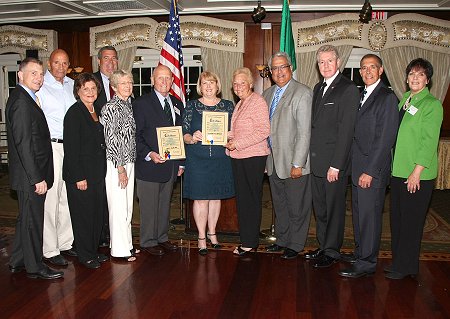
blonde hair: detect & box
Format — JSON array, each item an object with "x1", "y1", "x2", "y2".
[
  {"x1": 232, "y1": 67, "x2": 254, "y2": 86},
  {"x1": 196, "y1": 71, "x2": 222, "y2": 96}
]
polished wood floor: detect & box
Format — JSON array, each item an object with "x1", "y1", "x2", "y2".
[{"x1": 0, "y1": 239, "x2": 449, "y2": 319}]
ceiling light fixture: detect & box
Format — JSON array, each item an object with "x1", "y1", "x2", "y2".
[
  {"x1": 251, "y1": 0, "x2": 266, "y2": 24},
  {"x1": 359, "y1": 0, "x2": 373, "y2": 24}
]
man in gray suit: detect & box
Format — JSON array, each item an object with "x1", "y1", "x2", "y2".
[
  {"x1": 263, "y1": 52, "x2": 313, "y2": 259},
  {"x1": 338, "y1": 54, "x2": 398, "y2": 278}
]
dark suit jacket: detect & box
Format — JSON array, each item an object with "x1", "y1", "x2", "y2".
[
  {"x1": 352, "y1": 82, "x2": 399, "y2": 188},
  {"x1": 310, "y1": 73, "x2": 359, "y2": 177},
  {"x1": 93, "y1": 71, "x2": 108, "y2": 115},
  {"x1": 6, "y1": 85, "x2": 54, "y2": 191},
  {"x1": 133, "y1": 90, "x2": 184, "y2": 183},
  {"x1": 63, "y1": 100, "x2": 107, "y2": 184}
]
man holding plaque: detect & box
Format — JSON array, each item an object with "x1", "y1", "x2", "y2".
[
  {"x1": 263, "y1": 52, "x2": 313, "y2": 260},
  {"x1": 133, "y1": 65, "x2": 184, "y2": 256}
]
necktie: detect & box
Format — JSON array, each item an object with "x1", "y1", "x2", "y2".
[
  {"x1": 358, "y1": 89, "x2": 367, "y2": 111},
  {"x1": 164, "y1": 98, "x2": 173, "y2": 124},
  {"x1": 109, "y1": 84, "x2": 115, "y2": 100},
  {"x1": 35, "y1": 96, "x2": 41, "y2": 108},
  {"x1": 269, "y1": 87, "x2": 283, "y2": 122}
]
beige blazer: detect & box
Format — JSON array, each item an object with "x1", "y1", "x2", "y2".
[{"x1": 263, "y1": 80, "x2": 313, "y2": 179}]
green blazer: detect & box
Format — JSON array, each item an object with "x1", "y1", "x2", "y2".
[{"x1": 392, "y1": 87, "x2": 443, "y2": 180}]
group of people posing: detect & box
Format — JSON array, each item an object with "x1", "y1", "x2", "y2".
[
  {"x1": 5, "y1": 43, "x2": 442, "y2": 282},
  {"x1": 184, "y1": 45, "x2": 443, "y2": 281}
]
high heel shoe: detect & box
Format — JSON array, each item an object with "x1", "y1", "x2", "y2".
[
  {"x1": 198, "y1": 238, "x2": 208, "y2": 256},
  {"x1": 207, "y1": 233, "x2": 221, "y2": 249},
  {"x1": 233, "y1": 245, "x2": 255, "y2": 256}
]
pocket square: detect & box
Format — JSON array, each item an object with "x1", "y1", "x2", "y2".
[{"x1": 324, "y1": 102, "x2": 335, "y2": 106}]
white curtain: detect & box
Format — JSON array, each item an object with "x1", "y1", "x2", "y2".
[
  {"x1": 296, "y1": 45, "x2": 353, "y2": 90},
  {"x1": 91, "y1": 47, "x2": 137, "y2": 73},
  {"x1": 380, "y1": 46, "x2": 450, "y2": 101},
  {"x1": 200, "y1": 47, "x2": 243, "y2": 101}
]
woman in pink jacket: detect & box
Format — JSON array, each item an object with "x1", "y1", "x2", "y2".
[{"x1": 226, "y1": 67, "x2": 270, "y2": 256}]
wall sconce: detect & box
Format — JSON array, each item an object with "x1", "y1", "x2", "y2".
[
  {"x1": 359, "y1": 0, "x2": 373, "y2": 24},
  {"x1": 66, "y1": 66, "x2": 84, "y2": 79},
  {"x1": 252, "y1": 1, "x2": 266, "y2": 24},
  {"x1": 256, "y1": 64, "x2": 270, "y2": 78}
]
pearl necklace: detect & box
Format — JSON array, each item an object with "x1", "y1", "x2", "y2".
[{"x1": 87, "y1": 106, "x2": 95, "y2": 114}]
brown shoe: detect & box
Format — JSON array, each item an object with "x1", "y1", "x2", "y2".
[
  {"x1": 141, "y1": 246, "x2": 165, "y2": 256},
  {"x1": 158, "y1": 241, "x2": 178, "y2": 251}
]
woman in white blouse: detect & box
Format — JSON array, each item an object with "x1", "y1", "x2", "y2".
[{"x1": 101, "y1": 70, "x2": 138, "y2": 262}]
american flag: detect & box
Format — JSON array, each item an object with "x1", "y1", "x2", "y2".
[{"x1": 159, "y1": 0, "x2": 186, "y2": 105}]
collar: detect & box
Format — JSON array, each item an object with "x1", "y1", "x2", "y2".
[
  {"x1": 154, "y1": 90, "x2": 172, "y2": 107},
  {"x1": 324, "y1": 70, "x2": 340, "y2": 87},
  {"x1": 44, "y1": 70, "x2": 71, "y2": 85},
  {"x1": 363, "y1": 79, "x2": 381, "y2": 100},
  {"x1": 19, "y1": 83, "x2": 37, "y2": 101},
  {"x1": 274, "y1": 80, "x2": 291, "y2": 96}
]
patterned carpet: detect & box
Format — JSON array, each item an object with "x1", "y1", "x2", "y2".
[{"x1": 1, "y1": 173, "x2": 449, "y2": 261}]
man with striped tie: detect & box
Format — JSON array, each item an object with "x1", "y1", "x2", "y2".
[{"x1": 262, "y1": 52, "x2": 313, "y2": 259}]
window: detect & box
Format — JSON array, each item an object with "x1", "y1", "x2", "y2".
[
  {"x1": 132, "y1": 48, "x2": 203, "y2": 100},
  {"x1": 343, "y1": 48, "x2": 391, "y2": 92}
]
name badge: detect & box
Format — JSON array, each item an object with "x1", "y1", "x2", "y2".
[
  {"x1": 407, "y1": 105, "x2": 418, "y2": 116},
  {"x1": 174, "y1": 106, "x2": 180, "y2": 116}
]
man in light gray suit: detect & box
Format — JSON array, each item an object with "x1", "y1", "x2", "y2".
[{"x1": 263, "y1": 52, "x2": 313, "y2": 259}]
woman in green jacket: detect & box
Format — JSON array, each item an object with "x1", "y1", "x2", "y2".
[{"x1": 386, "y1": 58, "x2": 443, "y2": 280}]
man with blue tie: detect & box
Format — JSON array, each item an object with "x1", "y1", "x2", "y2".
[
  {"x1": 338, "y1": 54, "x2": 398, "y2": 278},
  {"x1": 262, "y1": 52, "x2": 313, "y2": 259},
  {"x1": 133, "y1": 65, "x2": 184, "y2": 256}
]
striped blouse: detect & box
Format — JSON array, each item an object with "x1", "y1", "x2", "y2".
[{"x1": 101, "y1": 95, "x2": 136, "y2": 167}]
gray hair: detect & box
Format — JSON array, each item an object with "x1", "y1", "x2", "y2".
[
  {"x1": 97, "y1": 46, "x2": 118, "y2": 60},
  {"x1": 268, "y1": 52, "x2": 292, "y2": 69},
  {"x1": 315, "y1": 45, "x2": 340, "y2": 62},
  {"x1": 109, "y1": 70, "x2": 133, "y2": 88}
]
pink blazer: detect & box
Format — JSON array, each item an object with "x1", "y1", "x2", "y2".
[{"x1": 229, "y1": 92, "x2": 270, "y2": 159}]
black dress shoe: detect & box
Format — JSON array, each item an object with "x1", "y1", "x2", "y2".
[
  {"x1": 233, "y1": 245, "x2": 255, "y2": 256},
  {"x1": 158, "y1": 241, "x2": 178, "y2": 251},
  {"x1": 265, "y1": 244, "x2": 284, "y2": 252},
  {"x1": 313, "y1": 255, "x2": 338, "y2": 268},
  {"x1": 303, "y1": 248, "x2": 323, "y2": 260},
  {"x1": 338, "y1": 267, "x2": 375, "y2": 278},
  {"x1": 141, "y1": 246, "x2": 165, "y2": 256},
  {"x1": 27, "y1": 266, "x2": 64, "y2": 279},
  {"x1": 9, "y1": 265, "x2": 25, "y2": 273},
  {"x1": 340, "y1": 252, "x2": 357, "y2": 264},
  {"x1": 44, "y1": 254, "x2": 68, "y2": 266},
  {"x1": 97, "y1": 254, "x2": 109, "y2": 263},
  {"x1": 281, "y1": 248, "x2": 299, "y2": 260},
  {"x1": 81, "y1": 259, "x2": 101, "y2": 269},
  {"x1": 385, "y1": 271, "x2": 416, "y2": 280},
  {"x1": 61, "y1": 249, "x2": 77, "y2": 257},
  {"x1": 383, "y1": 264, "x2": 394, "y2": 273}
]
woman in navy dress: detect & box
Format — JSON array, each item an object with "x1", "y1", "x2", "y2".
[{"x1": 182, "y1": 71, "x2": 234, "y2": 255}]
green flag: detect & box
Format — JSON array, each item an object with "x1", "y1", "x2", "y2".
[{"x1": 280, "y1": 0, "x2": 296, "y2": 72}]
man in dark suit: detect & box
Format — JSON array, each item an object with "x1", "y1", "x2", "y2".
[
  {"x1": 6, "y1": 57, "x2": 63, "y2": 279},
  {"x1": 262, "y1": 52, "x2": 313, "y2": 259},
  {"x1": 306, "y1": 45, "x2": 359, "y2": 268},
  {"x1": 93, "y1": 46, "x2": 119, "y2": 115},
  {"x1": 133, "y1": 65, "x2": 184, "y2": 256},
  {"x1": 338, "y1": 54, "x2": 398, "y2": 278},
  {"x1": 92, "y1": 45, "x2": 119, "y2": 247}
]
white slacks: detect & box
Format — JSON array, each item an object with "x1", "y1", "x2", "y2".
[
  {"x1": 106, "y1": 160, "x2": 135, "y2": 257},
  {"x1": 43, "y1": 142, "x2": 74, "y2": 258}
]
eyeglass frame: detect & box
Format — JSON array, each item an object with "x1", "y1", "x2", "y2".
[{"x1": 269, "y1": 64, "x2": 291, "y2": 73}]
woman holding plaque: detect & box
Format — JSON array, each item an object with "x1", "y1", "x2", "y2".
[
  {"x1": 226, "y1": 67, "x2": 270, "y2": 256},
  {"x1": 387, "y1": 58, "x2": 443, "y2": 279},
  {"x1": 101, "y1": 70, "x2": 139, "y2": 262},
  {"x1": 182, "y1": 71, "x2": 235, "y2": 255},
  {"x1": 63, "y1": 73, "x2": 108, "y2": 269}
]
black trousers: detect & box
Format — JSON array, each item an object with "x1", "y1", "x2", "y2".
[
  {"x1": 311, "y1": 174, "x2": 349, "y2": 258},
  {"x1": 9, "y1": 189, "x2": 46, "y2": 273},
  {"x1": 390, "y1": 177, "x2": 434, "y2": 275},
  {"x1": 231, "y1": 156, "x2": 267, "y2": 248},
  {"x1": 66, "y1": 181, "x2": 105, "y2": 263}
]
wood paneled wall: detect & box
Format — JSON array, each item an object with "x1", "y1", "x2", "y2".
[{"x1": 6, "y1": 11, "x2": 449, "y2": 132}]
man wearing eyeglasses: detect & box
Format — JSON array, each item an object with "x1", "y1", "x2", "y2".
[
  {"x1": 262, "y1": 52, "x2": 313, "y2": 259},
  {"x1": 305, "y1": 44, "x2": 359, "y2": 268}
]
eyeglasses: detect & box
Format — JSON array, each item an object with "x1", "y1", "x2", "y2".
[{"x1": 270, "y1": 64, "x2": 291, "y2": 72}]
